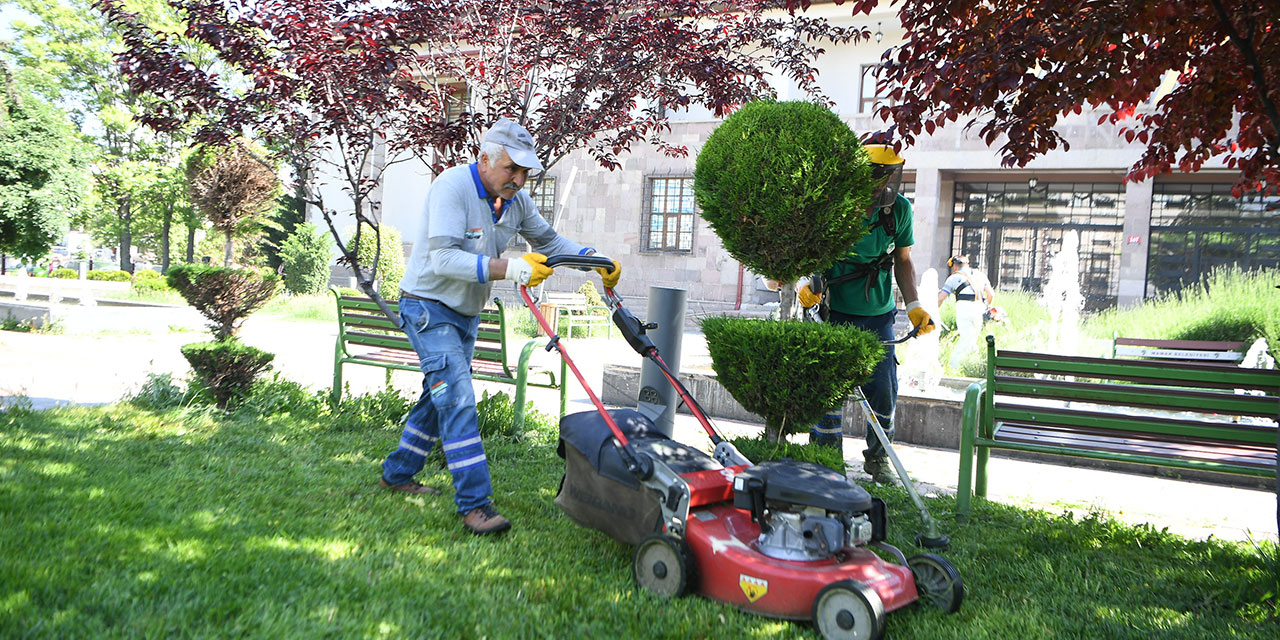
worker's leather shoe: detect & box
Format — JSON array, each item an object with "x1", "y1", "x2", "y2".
[
  {"x1": 863, "y1": 456, "x2": 897, "y2": 485},
  {"x1": 380, "y1": 477, "x2": 442, "y2": 495},
  {"x1": 461, "y1": 504, "x2": 511, "y2": 535}
]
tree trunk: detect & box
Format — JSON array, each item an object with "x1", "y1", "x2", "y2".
[
  {"x1": 118, "y1": 198, "x2": 133, "y2": 273},
  {"x1": 764, "y1": 421, "x2": 783, "y2": 444},
  {"x1": 778, "y1": 281, "x2": 795, "y2": 320},
  {"x1": 223, "y1": 230, "x2": 233, "y2": 267},
  {"x1": 161, "y1": 200, "x2": 173, "y2": 273},
  {"x1": 186, "y1": 225, "x2": 196, "y2": 263}
]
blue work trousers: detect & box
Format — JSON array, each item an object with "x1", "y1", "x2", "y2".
[
  {"x1": 381, "y1": 298, "x2": 492, "y2": 513},
  {"x1": 828, "y1": 308, "x2": 897, "y2": 460}
]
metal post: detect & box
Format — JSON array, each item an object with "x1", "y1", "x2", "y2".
[{"x1": 636, "y1": 286, "x2": 687, "y2": 437}]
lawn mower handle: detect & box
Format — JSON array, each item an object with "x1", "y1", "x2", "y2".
[{"x1": 544, "y1": 254, "x2": 616, "y2": 270}]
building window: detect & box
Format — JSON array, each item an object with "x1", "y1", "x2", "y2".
[
  {"x1": 529, "y1": 176, "x2": 556, "y2": 220},
  {"x1": 859, "y1": 64, "x2": 894, "y2": 114},
  {"x1": 950, "y1": 181, "x2": 1125, "y2": 309},
  {"x1": 643, "y1": 177, "x2": 696, "y2": 252},
  {"x1": 507, "y1": 176, "x2": 557, "y2": 249},
  {"x1": 1147, "y1": 184, "x2": 1280, "y2": 297}
]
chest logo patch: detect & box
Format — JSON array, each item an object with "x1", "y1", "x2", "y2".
[{"x1": 464, "y1": 228, "x2": 483, "y2": 240}]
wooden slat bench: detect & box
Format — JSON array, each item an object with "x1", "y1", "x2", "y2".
[
  {"x1": 331, "y1": 290, "x2": 567, "y2": 428},
  {"x1": 1112, "y1": 334, "x2": 1246, "y2": 363},
  {"x1": 542, "y1": 291, "x2": 611, "y2": 338},
  {"x1": 957, "y1": 334, "x2": 1279, "y2": 519}
]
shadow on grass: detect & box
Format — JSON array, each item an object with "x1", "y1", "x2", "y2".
[{"x1": 1, "y1": 402, "x2": 1276, "y2": 639}]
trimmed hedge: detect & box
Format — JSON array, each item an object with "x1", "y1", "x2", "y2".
[
  {"x1": 167, "y1": 264, "x2": 279, "y2": 340},
  {"x1": 180, "y1": 340, "x2": 275, "y2": 409},
  {"x1": 694, "y1": 99, "x2": 876, "y2": 284},
  {"x1": 86, "y1": 269, "x2": 131, "y2": 282},
  {"x1": 700, "y1": 316, "x2": 883, "y2": 442},
  {"x1": 51, "y1": 268, "x2": 78, "y2": 279}
]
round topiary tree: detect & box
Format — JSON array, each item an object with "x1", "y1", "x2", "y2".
[
  {"x1": 694, "y1": 99, "x2": 877, "y2": 287},
  {"x1": 695, "y1": 100, "x2": 889, "y2": 444}
]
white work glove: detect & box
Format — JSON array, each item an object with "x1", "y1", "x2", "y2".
[
  {"x1": 905, "y1": 301, "x2": 936, "y2": 336},
  {"x1": 504, "y1": 253, "x2": 554, "y2": 287}
]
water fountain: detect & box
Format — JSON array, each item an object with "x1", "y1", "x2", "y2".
[
  {"x1": 1239, "y1": 338, "x2": 1275, "y2": 370},
  {"x1": 1042, "y1": 230, "x2": 1084, "y2": 355}
]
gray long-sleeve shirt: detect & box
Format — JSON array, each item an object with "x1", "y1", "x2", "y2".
[{"x1": 399, "y1": 163, "x2": 589, "y2": 316}]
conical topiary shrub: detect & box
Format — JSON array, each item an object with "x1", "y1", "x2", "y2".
[{"x1": 701, "y1": 316, "x2": 883, "y2": 443}]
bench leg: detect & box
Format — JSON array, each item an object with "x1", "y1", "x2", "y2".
[
  {"x1": 956, "y1": 383, "x2": 982, "y2": 521},
  {"x1": 332, "y1": 361, "x2": 343, "y2": 408},
  {"x1": 513, "y1": 372, "x2": 528, "y2": 433}
]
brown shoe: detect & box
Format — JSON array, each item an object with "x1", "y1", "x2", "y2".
[
  {"x1": 461, "y1": 504, "x2": 511, "y2": 535},
  {"x1": 380, "y1": 477, "x2": 442, "y2": 495}
]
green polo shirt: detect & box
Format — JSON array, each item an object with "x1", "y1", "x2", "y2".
[{"x1": 824, "y1": 194, "x2": 914, "y2": 316}]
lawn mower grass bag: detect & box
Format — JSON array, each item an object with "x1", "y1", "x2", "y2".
[{"x1": 555, "y1": 408, "x2": 723, "y2": 545}]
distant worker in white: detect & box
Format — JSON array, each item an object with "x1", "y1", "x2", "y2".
[{"x1": 938, "y1": 255, "x2": 995, "y2": 370}]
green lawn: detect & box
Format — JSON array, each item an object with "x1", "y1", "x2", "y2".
[{"x1": 2, "y1": 386, "x2": 1276, "y2": 638}]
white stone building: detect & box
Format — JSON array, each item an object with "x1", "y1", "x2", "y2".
[{"x1": 329, "y1": 3, "x2": 1278, "y2": 312}]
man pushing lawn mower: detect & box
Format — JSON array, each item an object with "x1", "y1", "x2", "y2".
[{"x1": 380, "y1": 117, "x2": 621, "y2": 535}]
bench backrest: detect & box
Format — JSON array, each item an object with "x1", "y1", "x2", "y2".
[
  {"x1": 984, "y1": 335, "x2": 1279, "y2": 448},
  {"x1": 1112, "y1": 334, "x2": 1246, "y2": 363},
  {"x1": 543, "y1": 291, "x2": 590, "y2": 308},
  {"x1": 333, "y1": 291, "x2": 510, "y2": 375}
]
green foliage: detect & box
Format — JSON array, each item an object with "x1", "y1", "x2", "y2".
[
  {"x1": 473, "y1": 389, "x2": 556, "y2": 442},
  {"x1": 179, "y1": 340, "x2": 275, "y2": 409},
  {"x1": 86, "y1": 269, "x2": 131, "y2": 281},
  {"x1": 1, "y1": 315, "x2": 34, "y2": 333},
  {"x1": 1083, "y1": 267, "x2": 1280, "y2": 348},
  {"x1": 51, "y1": 268, "x2": 78, "y2": 279},
  {"x1": 352, "y1": 222, "x2": 405, "y2": 299},
  {"x1": 260, "y1": 192, "x2": 307, "y2": 270},
  {"x1": 729, "y1": 436, "x2": 845, "y2": 473},
  {"x1": 167, "y1": 263, "x2": 280, "y2": 340},
  {"x1": 577, "y1": 281, "x2": 604, "y2": 308},
  {"x1": 131, "y1": 269, "x2": 170, "y2": 295},
  {"x1": 0, "y1": 81, "x2": 90, "y2": 261},
  {"x1": 700, "y1": 316, "x2": 883, "y2": 441},
  {"x1": 694, "y1": 100, "x2": 875, "y2": 284},
  {"x1": 279, "y1": 222, "x2": 332, "y2": 295},
  {"x1": 128, "y1": 373, "x2": 202, "y2": 411}
]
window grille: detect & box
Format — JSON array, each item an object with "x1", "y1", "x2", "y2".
[
  {"x1": 1147, "y1": 183, "x2": 1280, "y2": 297},
  {"x1": 950, "y1": 181, "x2": 1125, "y2": 309},
  {"x1": 642, "y1": 177, "x2": 696, "y2": 253}
]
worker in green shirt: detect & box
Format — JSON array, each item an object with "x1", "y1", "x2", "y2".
[{"x1": 797, "y1": 144, "x2": 936, "y2": 484}]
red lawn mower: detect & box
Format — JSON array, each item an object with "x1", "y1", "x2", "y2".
[{"x1": 523, "y1": 255, "x2": 963, "y2": 640}]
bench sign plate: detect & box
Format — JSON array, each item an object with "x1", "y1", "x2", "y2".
[{"x1": 1114, "y1": 346, "x2": 1243, "y2": 362}]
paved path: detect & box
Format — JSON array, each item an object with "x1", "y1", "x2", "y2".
[{"x1": 2, "y1": 301, "x2": 1275, "y2": 543}]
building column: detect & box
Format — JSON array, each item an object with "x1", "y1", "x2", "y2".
[
  {"x1": 1118, "y1": 179, "x2": 1154, "y2": 308},
  {"x1": 910, "y1": 167, "x2": 947, "y2": 271}
]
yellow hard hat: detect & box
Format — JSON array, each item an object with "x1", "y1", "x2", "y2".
[{"x1": 865, "y1": 144, "x2": 905, "y2": 165}]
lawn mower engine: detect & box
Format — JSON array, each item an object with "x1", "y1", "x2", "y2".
[{"x1": 732, "y1": 459, "x2": 885, "y2": 561}]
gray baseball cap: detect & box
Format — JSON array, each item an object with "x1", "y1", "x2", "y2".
[{"x1": 484, "y1": 117, "x2": 543, "y2": 171}]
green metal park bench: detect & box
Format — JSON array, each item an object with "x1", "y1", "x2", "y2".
[
  {"x1": 957, "y1": 335, "x2": 1279, "y2": 519},
  {"x1": 330, "y1": 290, "x2": 567, "y2": 427}
]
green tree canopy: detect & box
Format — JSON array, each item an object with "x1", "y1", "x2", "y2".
[{"x1": 0, "y1": 73, "x2": 90, "y2": 260}]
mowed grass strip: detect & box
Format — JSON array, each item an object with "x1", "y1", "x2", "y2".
[{"x1": 1, "y1": 399, "x2": 1277, "y2": 639}]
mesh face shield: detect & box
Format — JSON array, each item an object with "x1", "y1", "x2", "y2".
[{"x1": 870, "y1": 161, "x2": 904, "y2": 214}]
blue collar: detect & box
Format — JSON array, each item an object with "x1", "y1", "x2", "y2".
[{"x1": 469, "y1": 162, "x2": 511, "y2": 222}]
